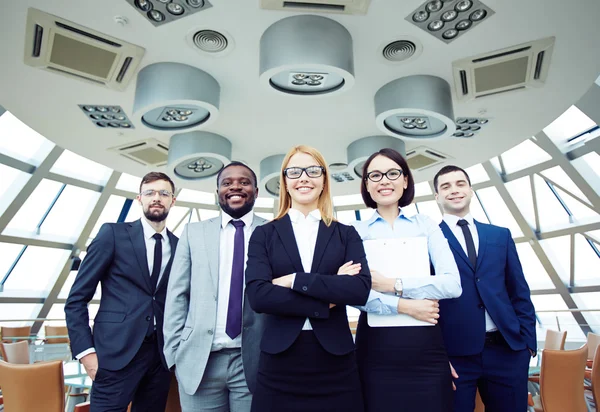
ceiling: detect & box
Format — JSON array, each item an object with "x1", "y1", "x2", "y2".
[{"x1": 1, "y1": 0, "x2": 600, "y2": 196}]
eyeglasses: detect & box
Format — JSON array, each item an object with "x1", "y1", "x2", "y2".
[
  {"x1": 365, "y1": 169, "x2": 404, "y2": 182},
  {"x1": 283, "y1": 166, "x2": 325, "y2": 179},
  {"x1": 140, "y1": 189, "x2": 174, "y2": 198}
]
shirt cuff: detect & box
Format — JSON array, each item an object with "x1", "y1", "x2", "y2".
[
  {"x1": 76, "y1": 347, "x2": 96, "y2": 360},
  {"x1": 290, "y1": 273, "x2": 297, "y2": 288}
]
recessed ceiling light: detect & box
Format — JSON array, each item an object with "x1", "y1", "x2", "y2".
[
  {"x1": 79, "y1": 105, "x2": 135, "y2": 129},
  {"x1": 126, "y1": 0, "x2": 212, "y2": 27},
  {"x1": 413, "y1": 10, "x2": 429, "y2": 22},
  {"x1": 456, "y1": 19, "x2": 472, "y2": 30},
  {"x1": 148, "y1": 10, "x2": 165, "y2": 22},
  {"x1": 426, "y1": 1, "x2": 443, "y2": 12},
  {"x1": 470, "y1": 9, "x2": 487, "y2": 21},
  {"x1": 455, "y1": 0, "x2": 473, "y2": 12},
  {"x1": 168, "y1": 131, "x2": 231, "y2": 181},
  {"x1": 166, "y1": 2, "x2": 184, "y2": 14},
  {"x1": 428, "y1": 20, "x2": 444, "y2": 31},
  {"x1": 441, "y1": 10, "x2": 458, "y2": 21}
]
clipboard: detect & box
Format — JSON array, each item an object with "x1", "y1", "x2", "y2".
[{"x1": 363, "y1": 237, "x2": 432, "y2": 327}]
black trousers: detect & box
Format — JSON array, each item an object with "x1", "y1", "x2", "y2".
[
  {"x1": 90, "y1": 335, "x2": 171, "y2": 412},
  {"x1": 355, "y1": 313, "x2": 454, "y2": 412}
]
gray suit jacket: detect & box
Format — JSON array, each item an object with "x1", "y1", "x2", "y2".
[{"x1": 163, "y1": 214, "x2": 267, "y2": 396}]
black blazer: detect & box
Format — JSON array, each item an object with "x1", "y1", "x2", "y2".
[
  {"x1": 245, "y1": 214, "x2": 371, "y2": 355},
  {"x1": 65, "y1": 219, "x2": 178, "y2": 371}
]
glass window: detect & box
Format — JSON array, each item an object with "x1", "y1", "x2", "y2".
[
  {"x1": 505, "y1": 177, "x2": 536, "y2": 229},
  {"x1": 531, "y1": 294, "x2": 585, "y2": 341},
  {"x1": 515, "y1": 243, "x2": 554, "y2": 290},
  {"x1": 489, "y1": 157, "x2": 502, "y2": 174},
  {"x1": 89, "y1": 195, "x2": 128, "y2": 240},
  {"x1": 125, "y1": 199, "x2": 142, "y2": 222},
  {"x1": 359, "y1": 209, "x2": 375, "y2": 221},
  {"x1": 0, "y1": 304, "x2": 43, "y2": 328},
  {"x1": 58, "y1": 252, "x2": 100, "y2": 300},
  {"x1": 39, "y1": 185, "x2": 101, "y2": 242},
  {"x1": 415, "y1": 200, "x2": 442, "y2": 223},
  {"x1": 576, "y1": 152, "x2": 600, "y2": 178},
  {"x1": 465, "y1": 163, "x2": 489, "y2": 185},
  {"x1": 0, "y1": 164, "x2": 31, "y2": 216},
  {"x1": 539, "y1": 166, "x2": 589, "y2": 204},
  {"x1": 43, "y1": 303, "x2": 67, "y2": 326},
  {"x1": 403, "y1": 203, "x2": 418, "y2": 217},
  {"x1": 255, "y1": 197, "x2": 274, "y2": 208},
  {"x1": 333, "y1": 194, "x2": 364, "y2": 207},
  {"x1": 0, "y1": 112, "x2": 54, "y2": 165},
  {"x1": 116, "y1": 173, "x2": 141, "y2": 193},
  {"x1": 500, "y1": 139, "x2": 552, "y2": 174},
  {"x1": 533, "y1": 174, "x2": 571, "y2": 230},
  {"x1": 0, "y1": 242, "x2": 25, "y2": 280},
  {"x1": 176, "y1": 188, "x2": 215, "y2": 205},
  {"x1": 336, "y1": 210, "x2": 358, "y2": 224},
  {"x1": 553, "y1": 186, "x2": 599, "y2": 222},
  {"x1": 2, "y1": 246, "x2": 70, "y2": 294},
  {"x1": 199, "y1": 209, "x2": 219, "y2": 221},
  {"x1": 414, "y1": 182, "x2": 432, "y2": 197},
  {"x1": 587, "y1": 230, "x2": 600, "y2": 244},
  {"x1": 571, "y1": 292, "x2": 600, "y2": 334},
  {"x1": 50, "y1": 150, "x2": 113, "y2": 186},
  {"x1": 166, "y1": 206, "x2": 192, "y2": 232},
  {"x1": 539, "y1": 236, "x2": 570, "y2": 285},
  {"x1": 255, "y1": 212, "x2": 274, "y2": 221},
  {"x1": 475, "y1": 187, "x2": 523, "y2": 237},
  {"x1": 543, "y1": 105, "x2": 596, "y2": 144},
  {"x1": 469, "y1": 193, "x2": 490, "y2": 224},
  {"x1": 573, "y1": 234, "x2": 600, "y2": 286},
  {"x1": 3, "y1": 179, "x2": 64, "y2": 235}
]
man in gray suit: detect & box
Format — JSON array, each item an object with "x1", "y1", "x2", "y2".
[{"x1": 163, "y1": 162, "x2": 266, "y2": 412}]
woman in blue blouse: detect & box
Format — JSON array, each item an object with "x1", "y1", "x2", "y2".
[{"x1": 352, "y1": 148, "x2": 462, "y2": 412}]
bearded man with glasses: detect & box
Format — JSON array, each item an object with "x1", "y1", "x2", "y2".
[{"x1": 65, "y1": 172, "x2": 178, "y2": 412}]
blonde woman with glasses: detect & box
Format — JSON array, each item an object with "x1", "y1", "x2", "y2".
[{"x1": 245, "y1": 145, "x2": 371, "y2": 412}]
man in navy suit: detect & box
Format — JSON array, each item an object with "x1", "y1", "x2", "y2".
[
  {"x1": 65, "y1": 172, "x2": 179, "y2": 412},
  {"x1": 433, "y1": 165, "x2": 536, "y2": 412}
]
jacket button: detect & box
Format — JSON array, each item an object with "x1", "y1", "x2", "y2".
[
  {"x1": 302, "y1": 286, "x2": 308, "y2": 291},
  {"x1": 314, "y1": 312, "x2": 319, "y2": 317},
  {"x1": 476, "y1": 277, "x2": 480, "y2": 282},
  {"x1": 478, "y1": 304, "x2": 484, "y2": 309},
  {"x1": 208, "y1": 329, "x2": 213, "y2": 335},
  {"x1": 146, "y1": 316, "x2": 151, "y2": 321}
]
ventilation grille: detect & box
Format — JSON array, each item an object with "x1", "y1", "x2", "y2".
[
  {"x1": 452, "y1": 37, "x2": 555, "y2": 102},
  {"x1": 260, "y1": 0, "x2": 371, "y2": 15},
  {"x1": 406, "y1": 147, "x2": 450, "y2": 171},
  {"x1": 24, "y1": 8, "x2": 145, "y2": 91},
  {"x1": 382, "y1": 41, "x2": 416, "y2": 62},
  {"x1": 110, "y1": 139, "x2": 169, "y2": 166},
  {"x1": 193, "y1": 30, "x2": 228, "y2": 53}
]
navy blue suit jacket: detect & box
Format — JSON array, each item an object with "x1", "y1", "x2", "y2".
[
  {"x1": 438, "y1": 220, "x2": 536, "y2": 357},
  {"x1": 245, "y1": 215, "x2": 371, "y2": 355},
  {"x1": 65, "y1": 220, "x2": 178, "y2": 371}
]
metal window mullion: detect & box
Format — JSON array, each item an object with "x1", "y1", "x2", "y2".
[{"x1": 530, "y1": 174, "x2": 540, "y2": 233}]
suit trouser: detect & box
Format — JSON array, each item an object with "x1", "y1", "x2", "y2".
[
  {"x1": 90, "y1": 335, "x2": 171, "y2": 412},
  {"x1": 450, "y1": 331, "x2": 531, "y2": 412},
  {"x1": 178, "y1": 348, "x2": 251, "y2": 412}
]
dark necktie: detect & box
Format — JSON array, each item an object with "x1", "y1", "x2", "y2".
[
  {"x1": 147, "y1": 233, "x2": 162, "y2": 337},
  {"x1": 457, "y1": 219, "x2": 477, "y2": 269},
  {"x1": 226, "y1": 220, "x2": 245, "y2": 339}
]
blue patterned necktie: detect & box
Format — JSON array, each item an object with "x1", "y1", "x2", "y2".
[{"x1": 226, "y1": 220, "x2": 245, "y2": 339}]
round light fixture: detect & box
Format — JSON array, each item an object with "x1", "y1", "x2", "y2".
[
  {"x1": 260, "y1": 15, "x2": 355, "y2": 97},
  {"x1": 426, "y1": 1, "x2": 444, "y2": 12},
  {"x1": 168, "y1": 131, "x2": 232, "y2": 181},
  {"x1": 259, "y1": 154, "x2": 286, "y2": 197},
  {"x1": 412, "y1": 10, "x2": 429, "y2": 22},
  {"x1": 427, "y1": 20, "x2": 444, "y2": 31},
  {"x1": 148, "y1": 10, "x2": 165, "y2": 22},
  {"x1": 442, "y1": 29, "x2": 459, "y2": 39},
  {"x1": 456, "y1": 19, "x2": 472, "y2": 30},
  {"x1": 441, "y1": 10, "x2": 458, "y2": 21},
  {"x1": 166, "y1": 3, "x2": 184, "y2": 15},
  {"x1": 374, "y1": 75, "x2": 456, "y2": 141},
  {"x1": 470, "y1": 9, "x2": 487, "y2": 21},
  {"x1": 347, "y1": 136, "x2": 406, "y2": 178},
  {"x1": 135, "y1": 0, "x2": 153, "y2": 12},
  {"x1": 133, "y1": 62, "x2": 220, "y2": 133},
  {"x1": 455, "y1": 0, "x2": 473, "y2": 12},
  {"x1": 187, "y1": 0, "x2": 205, "y2": 7}
]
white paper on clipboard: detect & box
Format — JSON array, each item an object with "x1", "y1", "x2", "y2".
[{"x1": 363, "y1": 237, "x2": 432, "y2": 327}]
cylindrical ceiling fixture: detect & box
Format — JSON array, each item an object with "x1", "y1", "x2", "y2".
[
  {"x1": 259, "y1": 154, "x2": 285, "y2": 197},
  {"x1": 133, "y1": 62, "x2": 220, "y2": 133},
  {"x1": 168, "y1": 131, "x2": 231, "y2": 181},
  {"x1": 347, "y1": 135, "x2": 406, "y2": 178},
  {"x1": 374, "y1": 75, "x2": 455, "y2": 141},
  {"x1": 259, "y1": 15, "x2": 355, "y2": 97}
]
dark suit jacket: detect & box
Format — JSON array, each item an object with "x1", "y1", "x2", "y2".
[
  {"x1": 65, "y1": 219, "x2": 178, "y2": 371},
  {"x1": 438, "y1": 220, "x2": 536, "y2": 357},
  {"x1": 245, "y1": 214, "x2": 371, "y2": 355}
]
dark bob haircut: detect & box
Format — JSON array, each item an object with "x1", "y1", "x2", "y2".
[
  {"x1": 433, "y1": 165, "x2": 471, "y2": 193},
  {"x1": 360, "y1": 148, "x2": 415, "y2": 209},
  {"x1": 216, "y1": 161, "x2": 258, "y2": 188},
  {"x1": 139, "y1": 172, "x2": 175, "y2": 194}
]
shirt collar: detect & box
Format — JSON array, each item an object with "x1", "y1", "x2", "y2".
[
  {"x1": 140, "y1": 217, "x2": 168, "y2": 241},
  {"x1": 288, "y1": 208, "x2": 321, "y2": 224},
  {"x1": 443, "y1": 213, "x2": 474, "y2": 228},
  {"x1": 365, "y1": 207, "x2": 409, "y2": 226},
  {"x1": 221, "y1": 210, "x2": 254, "y2": 229}
]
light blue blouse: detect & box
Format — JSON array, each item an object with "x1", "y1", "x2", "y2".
[{"x1": 351, "y1": 209, "x2": 461, "y2": 315}]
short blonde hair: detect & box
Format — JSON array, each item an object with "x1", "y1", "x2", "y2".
[{"x1": 274, "y1": 145, "x2": 335, "y2": 226}]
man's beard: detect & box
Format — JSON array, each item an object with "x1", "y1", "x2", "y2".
[
  {"x1": 144, "y1": 205, "x2": 169, "y2": 222},
  {"x1": 220, "y1": 199, "x2": 255, "y2": 220}
]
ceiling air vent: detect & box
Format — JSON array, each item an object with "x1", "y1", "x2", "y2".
[
  {"x1": 24, "y1": 8, "x2": 145, "y2": 91},
  {"x1": 110, "y1": 139, "x2": 169, "y2": 166},
  {"x1": 382, "y1": 40, "x2": 417, "y2": 62},
  {"x1": 406, "y1": 146, "x2": 451, "y2": 171},
  {"x1": 452, "y1": 37, "x2": 555, "y2": 102},
  {"x1": 260, "y1": 0, "x2": 371, "y2": 15}
]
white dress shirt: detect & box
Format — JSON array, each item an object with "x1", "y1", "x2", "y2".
[
  {"x1": 443, "y1": 213, "x2": 498, "y2": 332},
  {"x1": 288, "y1": 208, "x2": 321, "y2": 331},
  {"x1": 212, "y1": 210, "x2": 254, "y2": 351},
  {"x1": 76, "y1": 218, "x2": 171, "y2": 359}
]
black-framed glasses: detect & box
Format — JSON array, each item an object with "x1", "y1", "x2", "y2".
[
  {"x1": 365, "y1": 169, "x2": 403, "y2": 182},
  {"x1": 283, "y1": 166, "x2": 325, "y2": 179},
  {"x1": 141, "y1": 189, "x2": 174, "y2": 198}
]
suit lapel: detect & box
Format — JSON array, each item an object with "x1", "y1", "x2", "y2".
[
  {"x1": 205, "y1": 217, "x2": 221, "y2": 293},
  {"x1": 156, "y1": 230, "x2": 178, "y2": 291},
  {"x1": 474, "y1": 220, "x2": 487, "y2": 272},
  {"x1": 310, "y1": 221, "x2": 336, "y2": 273},
  {"x1": 273, "y1": 215, "x2": 304, "y2": 273},
  {"x1": 127, "y1": 220, "x2": 152, "y2": 291},
  {"x1": 440, "y1": 220, "x2": 473, "y2": 272}
]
